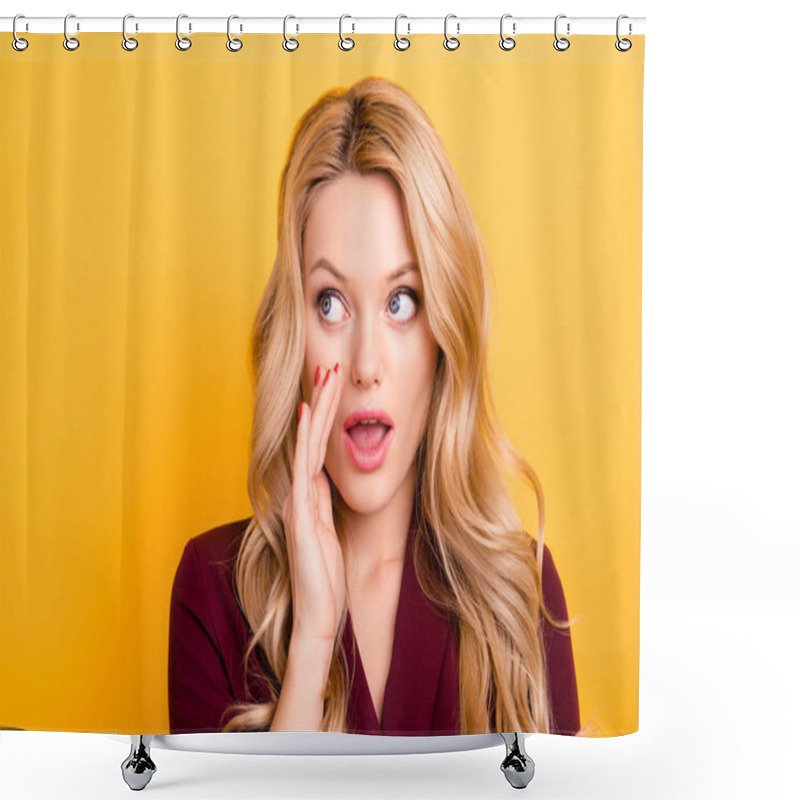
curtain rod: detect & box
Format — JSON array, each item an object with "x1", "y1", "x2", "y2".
[{"x1": 2, "y1": 15, "x2": 646, "y2": 37}]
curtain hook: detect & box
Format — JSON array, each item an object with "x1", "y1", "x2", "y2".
[
  {"x1": 499, "y1": 14, "x2": 516, "y2": 51},
  {"x1": 176, "y1": 13, "x2": 192, "y2": 51},
  {"x1": 443, "y1": 14, "x2": 460, "y2": 51},
  {"x1": 63, "y1": 13, "x2": 80, "y2": 51},
  {"x1": 615, "y1": 14, "x2": 632, "y2": 51},
  {"x1": 12, "y1": 14, "x2": 29, "y2": 51},
  {"x1": 553, "y1": 14, "x2": 570, "y2": 51},
  {"x1": 283, "y1": 15, "x2": 299, "y2": 51},
  {"x1": 339, "y1": 14, "x2": 355, "y2": 51},
  {"x1": 227, "y1": 15, "x2": 243, "y2": 52},
  {"x1": 122, "y1": 14, "x2": 139, "y2": 51},
  {"x1": 394, "y1": 14, "x2": 410, "y2": 51}
]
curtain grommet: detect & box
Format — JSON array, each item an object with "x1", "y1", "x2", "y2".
[
  {"x1": 394, "y1": 15, "x2": 411, "y2": 51},
  {"x1": 12, "y1": 14, "x2": 29, "y2": 51},
  {"x1": 226, "y1": 15, "x2": 243, "y2": 52},
  {"x1": 339, "y1": 14, "x2": 355, "y2": 51},
  {"x1": 553, "y1": 14, "x2": 570, "y2": 51},
  {"x1": 443, "y1": 14, "x2": 460, "y2": 51},
  {"x1": 63, "y1": 13, "x2": 80, "y2": 51},
  {"x1": 283, "y1": 15, "x2": 299, "y2": 51},
  {"x1": 175, "y1": 14, "x2": 192, "y2": 51},
  {"x1": 499, "y1": 14, "x2": 516, "y2": 51},
  {"x1": 615, "y1": 15, "x2": 632, "y2": 51},
  {"x1": 121, "y1": 14, "x2": 139, "y2": 51}
]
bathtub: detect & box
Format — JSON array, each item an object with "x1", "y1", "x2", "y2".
[{"x1": 108, "y1": 731, "x2": 535, "y2": 790}]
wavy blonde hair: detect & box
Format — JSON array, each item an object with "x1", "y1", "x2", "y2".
[{"x1": 222, "y1": 76, "x2": 573, "y2": 735}]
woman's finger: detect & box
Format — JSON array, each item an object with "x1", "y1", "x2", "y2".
[
  {"x1": 315, "y1": 364, "x2": 342, "y2": 476},
  {"x1": 309, "y1": 363, "x2": 324, "y2": 417},
  {"x1": 292, "y1": 402, "x2": 304, "y2": 486},
  {"x1": 307, "y1": 365, "x2": 335, "y2": 476},
  {"x1": 295, "y1": 399, "x2": 310, "y2": 489},
  {"x1": 302, "y1": 362, "x2": 331, "y2": 482},
  {"x1": 308, "y1": 364, "x2": 330, "y2": 440}
]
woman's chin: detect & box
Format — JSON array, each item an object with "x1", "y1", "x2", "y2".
[{"x1": 329, "y1": 467, "x2": 395, "y2": 516}]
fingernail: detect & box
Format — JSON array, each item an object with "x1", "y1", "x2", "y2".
[
  {"x1": 323, "y1": 368, "x2": 331, "y2": 387},
  {"x1": 314, "y1": 365, "x2": 320, "y2": 386},
  {"x1": 298, "y1": 403, "x2": 303, "y2": 422},
  {"x1": 334, "y1": 362, "x2": 340, "y2": 374}
]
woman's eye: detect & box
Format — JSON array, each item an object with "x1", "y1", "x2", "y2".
[
  {"x1": 317, "y1": 290, "x2": 348, "y2": 323},
  {"x1": 388, "y1": 289, "x2": 418, "y2": 322}
]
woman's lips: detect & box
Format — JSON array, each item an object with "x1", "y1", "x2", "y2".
[{"x1": 343, "y1": 422, "x2": 394, "y2": 472}]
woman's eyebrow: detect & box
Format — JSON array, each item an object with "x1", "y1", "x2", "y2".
[{"x1": 309, "y1": 258, "x2": 419, "y2": 285}]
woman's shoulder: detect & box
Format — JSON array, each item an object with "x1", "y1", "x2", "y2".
[
  {"x1": 188, "y1": 517, "x2": 252, "y2": 567},
  {"x1": 172, "y1": 517, "x2": 252, "y2": 608},
  {"x1": 168, "y1": 517, "x2": 259, "y2": 733}
]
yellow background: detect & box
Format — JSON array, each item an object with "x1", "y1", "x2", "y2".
[{"x1": 1, "y1": 33, "x2": 643, "y2": 735}]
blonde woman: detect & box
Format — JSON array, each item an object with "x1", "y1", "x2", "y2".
[{"x1": 168, "y1": 77, "x2": 580, "y2": 737}]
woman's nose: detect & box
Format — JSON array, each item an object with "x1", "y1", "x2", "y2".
[{"x1": 351, "y1": 318, "x2": 383, "y2": 387}]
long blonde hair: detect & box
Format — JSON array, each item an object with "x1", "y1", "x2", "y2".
[{"x1": 222, "y1": 76, "x2": 572, "y2": 734}]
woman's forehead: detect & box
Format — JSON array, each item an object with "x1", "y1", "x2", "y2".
[{"x1": 303, "y1": 182, "x2": 417, "y2": 284}]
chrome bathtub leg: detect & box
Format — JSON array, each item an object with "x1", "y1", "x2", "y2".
[
  {"x1": 499, "y1": 732, "x2": 535, "y2": 789},
  {"x1": 121, "y1": 735, "x2": 156, "y2": 790}
]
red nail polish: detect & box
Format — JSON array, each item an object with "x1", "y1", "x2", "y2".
[
  {"x1": 323, "y1": 368, "x2": 331, "y2": 387},
  {"x1": 298, "y1": 403, "x2": 303, "y2": 422},
  {"x1": 334, "y1": 362, "x2": 339, "y2": 374},
  {"x1": 314, "y1": 365, "x2": 320, "y2": 386}
]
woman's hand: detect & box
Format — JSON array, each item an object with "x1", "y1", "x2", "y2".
[{"x1": 282, "y1": 363, "x2": 346, "y2": 645}]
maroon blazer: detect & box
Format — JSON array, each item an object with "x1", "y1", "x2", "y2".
[{"x1": 168, "y1": 511, "x2": 580, "y2": 736}]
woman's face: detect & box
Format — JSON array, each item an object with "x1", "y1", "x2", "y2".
[{"x1": 301, "y1": 171, "x2": 439, "y2": 517}]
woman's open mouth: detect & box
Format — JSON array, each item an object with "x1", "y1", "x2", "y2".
[{"x1": 343, "y1": 421, "x2": 394, "y2": 472}]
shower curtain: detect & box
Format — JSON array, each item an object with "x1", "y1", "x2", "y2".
[{"x1": 0, "y1": 28, "x2": 644, "y2": 738}]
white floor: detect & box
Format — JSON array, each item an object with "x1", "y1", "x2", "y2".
[{"x1": 2, "y1": 593, "x2": 797, "y2": 798}]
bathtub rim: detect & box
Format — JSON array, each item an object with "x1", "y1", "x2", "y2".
[{"x1": 103, "y1": 731, "x2": 526, "y2": 756}]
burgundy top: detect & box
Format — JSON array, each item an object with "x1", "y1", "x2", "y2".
[{"x1": 168, "y1": 510, "x2": 580, "y2": 736}]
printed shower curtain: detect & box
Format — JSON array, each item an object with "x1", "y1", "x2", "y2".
[{"x1": 1, "y1": 28, "x2": 643, "y2": 738}]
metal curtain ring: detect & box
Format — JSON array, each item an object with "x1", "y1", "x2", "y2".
[
  {"x1": 339, "y1": 14, "x2": 354, "y2": 51},
  {"x1": 176, "y1": 13, "x2": 192, "y2": 51},
  {"x1": 499, "y1": 13, "x2": 515, "y2": 51},
  {"x1": 227, "y1": 15, "x2": 243, "y2": 52},
  {"x1": 122, "y1": 14, "x2": 138, "y2": 51},
  {"x1": 443, "y1": 14, "x2": 460, "y2": 51},
  {"x1": 12, "y1": 14, "x2": 29, "y2": 51},
  {"x1": 615, "y1": 14, "x2": 632, "y2": 51},
  {"x1": 553, "y1": 14, "x2": 570, "y2": 51},
  {"x1": 394, "y1": 14, "x2": 410, "y2": 51},
  {"x1": 63, "y1": 13, "x2": 80, "y2": 51},
  {"x1": 283, "y1": 15, "x2": 299, "y2": 51}
]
